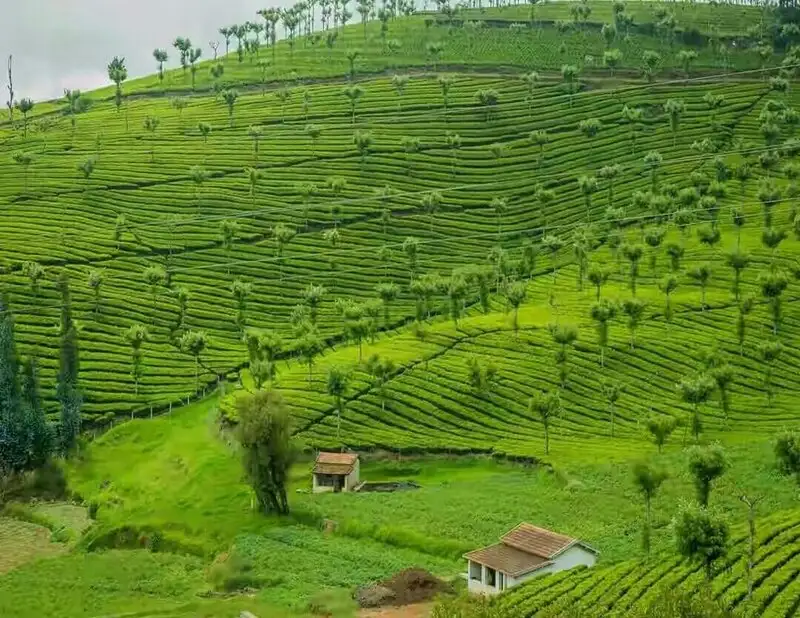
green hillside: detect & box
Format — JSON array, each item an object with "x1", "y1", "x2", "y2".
[
  {"x1": 496, "y1": 509, "x2": 800, "y2": 617},
  {"x1": 2, "y1": 55, "x2": 798, "y2": 427},
  {"x1": 2, "y1": 1, "x2": 800, "y2": 616}
]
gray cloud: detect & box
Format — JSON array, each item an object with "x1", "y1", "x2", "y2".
[{"x1": 2, "y1": 0, "x2": 296, "y2": 102}]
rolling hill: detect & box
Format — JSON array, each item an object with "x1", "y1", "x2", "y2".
[{"x1": 2, "y1": 1, "x2": 800, "y2": 617}]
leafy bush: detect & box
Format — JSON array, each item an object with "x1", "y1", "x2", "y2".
[{"x1": 206, "y1": 550, "x2": 272, "y2": 593}]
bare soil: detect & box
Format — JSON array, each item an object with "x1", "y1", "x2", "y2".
[{"x1": 360, "y1": 601, "x2": 435, "y2": 618}]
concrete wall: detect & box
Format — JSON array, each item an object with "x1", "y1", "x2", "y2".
[
  {"x1": 466, "y1": 560, "x2": 508, "y2": 595},
  {"x1": 312, "y1": 460, "x2": 360, "y2": 493},
  {"x1": 507, "y1": 546, "x2": 597, "y2": 588},
  {"x1": 469, "y1": 546, "x2": 597, "y2": 594},
  {"x1": 345, "y1": 459, "x2": 360, "y2": 490}
]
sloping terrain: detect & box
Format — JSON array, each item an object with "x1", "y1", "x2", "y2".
[{"x1": 496, "y1": 510, "x2": 800, "y2": 617}]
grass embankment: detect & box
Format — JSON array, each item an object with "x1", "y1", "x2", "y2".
[{"x1": 67, "y1": 393, "x2": 798, "y2": 565}]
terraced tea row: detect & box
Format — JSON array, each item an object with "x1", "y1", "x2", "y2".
[
  {"x1": 496, "y1": 511, "x2": 800, "y2": 617},
  {"x1": 1, "y1": 55, "x2": 796, "y2": 428}
]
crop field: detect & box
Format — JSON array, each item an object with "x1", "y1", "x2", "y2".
[
  {"x1": 3, "y1": 1, "x2": 800, "y2": 616},
  {"x1": 496, "y1": 510, "x2": 800, "y2": 617},
  {"x1": 2, "y1": 63, "x2": 798, "y2": 429}
]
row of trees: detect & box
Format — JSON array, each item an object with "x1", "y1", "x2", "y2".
[
  {"x1": 0, "y1": 276, "x2": 81, "y2": 497},
  {"x1": 632, "y1": 432, "x2": 799, "y2": 596}
]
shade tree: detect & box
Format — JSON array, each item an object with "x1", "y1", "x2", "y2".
[
  {"x1": 687, "y1": 264, "x2": 713, "y2": 309},
  {"x1": 530, "y1": 391, "x2": 560, "y2": 455},
  {"x1": 587, "y1": 265, "x2": 609, "y2": 301},
  {"x1": 107, "y1": 56, "x2": 128, "y2": 119},
  {"x1": 759, "y1": 270, "x2": 789, "y2": 335},
  {"x1": 621, "y1": 244, "x2": 644, "y2": 296},
  {"x1": 326, "y1": 365, "x2": 351, "y2": 438},
  {"x1": 678, "y1": 373, "x2": 715, "y2": 440},
  {"x1": 12, "y1": 152, "x2": 34, "y2": 193},
  {"x1": 590, "y1": 299, "x2": 617, "y2": 368},
  {"x1": 365, "y1": 354, "x2": 396, "y2": 413},
  {"x1": 178, "y1": 330, "x2": 208, "y2": 392},
  {"x1": 123, "y1": 324, "x2": 149, "y2": 396},
  {"x1": 646, "y1": 415, "x2": 677, "y2": 453},
  {"x1": 632, "y1": 461, "x2": 667, "y2": 554},
  {"x1": 549, "y1": 323, "x2": 578, "y2": 389},
  {"x1": 142, "y1": 265, "x2": 168, "y2": 318},
  {"x1": 621, "y1": 298, "x2": 646, "y2": 350},
  {"x1": 505, "y1": 281, "x2": 527, "y2": 334},
  {"x1": 758, "y1": 340, "x2": 782, "y2": 402},
  {"x1": 664, "y1": 99, "x2": 685, "y2": 146},
  {"x1": 235, "y1": 390, "x2": 296, "y2": 515},
  {"x1": 14, "y1": 98, "x2": 34, "y2": 138},
  {"x1": 466, "y1": 356, "x2": 499, "y2": 398},
  {"x1": 221, "y1": 89, "x2": 239, "y2": 127},
  {"x1": 688, "y1": 444, "x2": 728, "y2": 507},
  {"x1": 775, "y1": 431, "x2": 800, "y2": 486},
  {"x1": 674, "y1": 505, "x2": 729, "y2": 580},
  {"x1": 658, "y1": 275, "x2": 678, "y2": 324}
]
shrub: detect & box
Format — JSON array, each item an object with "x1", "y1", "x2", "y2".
[{"x1": 206, "y1": 550, "x2": 270, "y2": 592}]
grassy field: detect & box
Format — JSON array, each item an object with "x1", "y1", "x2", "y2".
[{"x1": 66, "y1": 395, "x2": 798, "y2": 566}]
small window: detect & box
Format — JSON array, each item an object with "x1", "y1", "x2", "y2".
[
  {"x1": 486, "y1": 567, "x2": 496, "y2": 587},
  {"x1": 469, "y1": 561, "x2": 482, "y2": 581},
  {"x1": 317, "y1": 474, "x2": 336, "y2": 486}
]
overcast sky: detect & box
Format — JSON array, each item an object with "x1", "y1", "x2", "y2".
[{"x1": 3, "y1": 0, "x2": 296, "y2": 102}]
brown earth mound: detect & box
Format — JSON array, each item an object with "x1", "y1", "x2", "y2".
[{"x1": 356, "y1": 568, "x2": 450, "y2": 608}]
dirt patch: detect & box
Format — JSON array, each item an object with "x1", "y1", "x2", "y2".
[
  {"x1": 360, "y1": 601, "x2": 434, "y2": 618},
  {"x1": 356, "y1": 569, "x2": 450, "y2": 608},
  {"x1": 0, "y1": 517, "x2": 66, "y2": 574}
]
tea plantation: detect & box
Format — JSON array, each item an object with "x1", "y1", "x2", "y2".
[{"x1": 2, "y1": 0, "x2": 800, "y2": 616}]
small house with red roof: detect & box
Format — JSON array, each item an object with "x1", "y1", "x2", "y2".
[
  {"x1": 312, "y1": 452, "x2": 360, "y2": 493},
  {"x1": 464, "y1": 523, "x2": 598, "y2": 594}
]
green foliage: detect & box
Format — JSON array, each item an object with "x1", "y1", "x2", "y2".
[
  {"x1": 774, "y1": 431, "x2": 800, "y2": 484},
  {"x1": 235, "y1": 390, "x2": 296, "y2": 515},
  {"x1": 688, "y1": 444, "x2": 728, "y2": 507},
  {"x1": 56, "y1": 276, "x2": 81, "y2": 454},
  {"x1": 632, "y1": 461, "x2": 667, "y2": 554},
  {"x1": 674, "y1": 504, "x2": 729, "y2": 580}
]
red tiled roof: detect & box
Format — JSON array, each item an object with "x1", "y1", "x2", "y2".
[
  {"x1": 316, "y1": 452, "x2": 359, "y2": 465},
  {"x1": 501, "y1": 524, "x2": 587, "y2": 559},
  {"x1": 314, "y1": 452, "x2": 358, "y2": 475},
  {"x1": 464, "y1": 543, "x2": 552, "y2": 577}
]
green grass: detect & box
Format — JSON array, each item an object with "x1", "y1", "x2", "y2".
[
  {"x1": 67, "y1": 395, "x2": 800, "y2": 565},
  {"x1": 0, "y1": 549, "x2": 296, "y2": 618}
]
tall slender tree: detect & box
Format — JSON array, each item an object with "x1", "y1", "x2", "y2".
[
  {"x1": 633, "y1": 462, "x2": 667, "y2": 554},
  {"x1": 57, "y1": 275, "x2": 81, "y2": 453}
]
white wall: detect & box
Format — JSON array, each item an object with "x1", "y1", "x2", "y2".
[
  {"x1": 345, "y1": 460, "x2": 360, "y2": 490},
  {"x1": 506, "y1": 546, "x2": 597, "y2": 588},
  {"x1": 466, "y1": 561, "x2": 507, "y2": 595},
  {"x1": 552, "y1": 545, "x2": 597, "y2": 571},
  {"x1": 467, "y1": 547, "x2": 597, "y2": 595}
]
